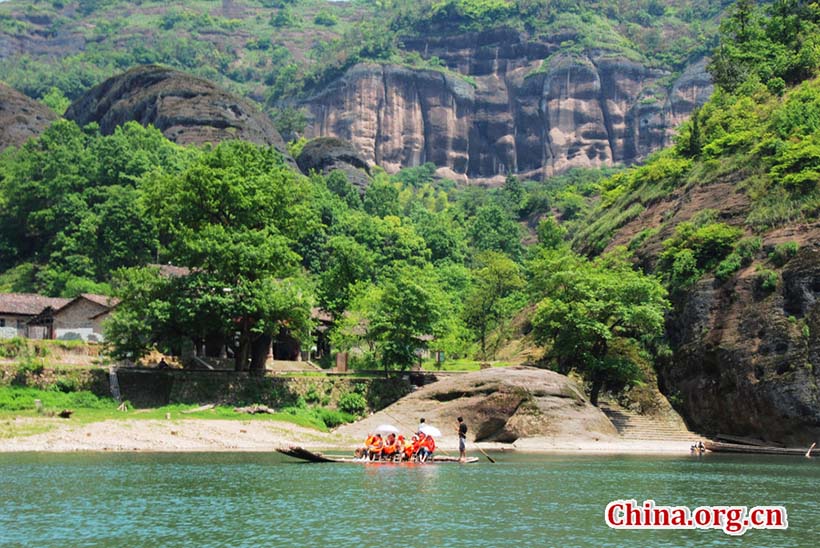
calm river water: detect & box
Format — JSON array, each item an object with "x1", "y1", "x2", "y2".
[{"x1": 0, "y1": 451, "x2": 817, "y2": 547}]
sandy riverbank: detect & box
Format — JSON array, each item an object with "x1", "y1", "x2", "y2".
[{"x1": 0, "y1": 417, "x2": 697, "y2": 454}]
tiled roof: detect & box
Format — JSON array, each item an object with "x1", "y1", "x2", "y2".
[
  {"x1": 0, "y1": 293, "x2": 71, "y2": 316},
  {"x1": 78, "y1": 293, "x2": 120, "y2": 308}
]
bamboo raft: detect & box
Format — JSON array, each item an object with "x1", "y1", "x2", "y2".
[
  {"x1": 704, "y1": 440, "x2": 816, "y2": 457},
  {"x1": 277, "y1": 446, "x2": 480, "y2": 464}
]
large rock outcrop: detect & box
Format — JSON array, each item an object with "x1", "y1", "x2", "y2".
[
  {"x1": 296, "y1": 137, "x2": 372, "y2": 191},
  {"x1": 604, "y1": 179, "x2": 820, "y2": 446},
  {"x1": 335, "y1": 366, "x2": 618, "y2": 443},
  {"x1": 0, "y1": 82, "x2": 57, "y2": 151},
  {"x1": 659, "y1": 246, "x2": 820, "y2": 446},
  {"x1": 301, "y1": 28, "x2": 712, "y2": 184},
  {"x1": 65, "y1": 65, "x2": 290, "y2": 155}
]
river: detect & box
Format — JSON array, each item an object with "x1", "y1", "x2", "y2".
[{"x1": 0, "y1": 452, "x2": 816, "y2": 547}]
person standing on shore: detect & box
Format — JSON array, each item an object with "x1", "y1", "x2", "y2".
[{"x1": 457, "y1": 416, "x2": 468, "y2": 463}]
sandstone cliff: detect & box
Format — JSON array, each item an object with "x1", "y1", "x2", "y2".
[
  {"x1": 0, "y1": 82, "x2": 57, "y2": 151},
  {"x1": 65, "y1": 65, "x2": 290, "y2": 156},
  {"x1": 302, "y1": 29, "x2": 712, "y2": 184}
]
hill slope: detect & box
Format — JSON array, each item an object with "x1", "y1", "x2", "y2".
[{"x1": 572, "y1": 0, "x2": 820, "y2": 444}]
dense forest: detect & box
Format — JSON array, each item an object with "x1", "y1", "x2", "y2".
[{"x1": 1, "y1": 0, "x2": 820, "y2": 420}]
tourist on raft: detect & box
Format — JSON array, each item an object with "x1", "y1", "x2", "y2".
[
  {"x1": 358, "y1": 431, "x2": 436, "y2": 462},
  {"x1": 417, "y1": 431, "x2": 436, "y2": 462}
]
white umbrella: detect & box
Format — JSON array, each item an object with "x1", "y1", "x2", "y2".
[
  {"x1": 419, "y1": 424, "x2": 442, "y2": 438},
  {"x1": 375, "y1": 424, "x2": 400, "y2": 435}
]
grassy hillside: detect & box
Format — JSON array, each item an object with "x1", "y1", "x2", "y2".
[{"x1": 574, "y1": 0, "x2": 820, "y2": 288}]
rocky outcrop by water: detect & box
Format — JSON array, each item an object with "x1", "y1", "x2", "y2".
[
  {"x1": 335, "y1": 366, "x2": 618, "y2": 443},
  {"x1": 659, "y1": 247, "x2": 820, "y2": 446},
  {"x1": 302, "y1": 29, "x2": 712, "y2": 184},
  {"x1": 0, "y1": 82, "x2": 57, "y2": 151},
  {"x1": 605, "y1": 179, "x2": 820, "y2": 446},
  {"x1": 65, "y1": 65, "x2": 290, "y2": 156}
]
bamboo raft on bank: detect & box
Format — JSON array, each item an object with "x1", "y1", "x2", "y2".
[
  {"x1": 704, "y1": 440, "x2": 817, "y2": 457},
  {"x1": 277, "y1": 446, "x2": 479, "y2": 464}
]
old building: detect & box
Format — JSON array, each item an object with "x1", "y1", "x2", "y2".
[
  {"x1": 19, "y1": 293, "x2": 119, "y2": 342},
  {"x1": 0, "y1": 294, "x2": 70, "y2": 339}
]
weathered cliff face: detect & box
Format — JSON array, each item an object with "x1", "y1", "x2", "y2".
[
  {"x1": 302, "y1": 29, "x2": 712, "y2": 183},
  {"x1": 662, "y1": 248, "x2": 820, "y2": 446},
  {"x1": 606, "y1": 181, "x2": 820, "y2": 445},
  {"x1": 0, "y1": 82, "x2": 57, "y2": 151},
  {"x1": 65, "y1": 65, "x2": 290, "y2": 156}
]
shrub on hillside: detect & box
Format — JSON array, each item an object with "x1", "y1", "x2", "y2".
[{"x1": 338, "y1": 392, "x2": 367, "y2": 415}]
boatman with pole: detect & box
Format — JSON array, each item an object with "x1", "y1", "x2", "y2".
[{"x1": 457, "y1": 417, "x2": 468, "y2": 463}]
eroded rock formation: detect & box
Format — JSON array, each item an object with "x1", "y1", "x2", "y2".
[
  {"x1": 302, "y1": 29, "x2": 712, "y2": 184},
  {"x1": 296, "y1": 137, "x2": 372, "y2": 191},
  {"x1": 335, "y1": 366, "x2": 618, "y2": 443},
  {"x1": 606, "y1": 180, "x2": 820, "y2": 446},
  {"x1": 0, "y1": 82, "x2": 57, "y2": 151},
  {"x1": 65, "y1": 65, "x2": 290, "y2": 156}
]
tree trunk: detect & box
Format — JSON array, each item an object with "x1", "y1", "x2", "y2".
[
  {"x1": 234, "y1": 321, "x2": 251, "y2": 371},
  {"x1": 249, "y1": 333, "x2": 272, "y2": 374},
  {"x1": 589, "y1": 374, "x2": 603, "y2": 407}
]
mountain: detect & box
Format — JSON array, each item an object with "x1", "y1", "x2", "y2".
[
  {"x1": 571, "y1": 0, "x2": 820, "y2": 444},
  {"x1": 64, "y1": 65, "x2": 289, "y2": 154},
  {"x1": 0, "y1": 82, "x2": 56, "y2": 151},
  {"x1": 300, "y1": 31, "x2": 712, "y2": 184},
  {"x1": 0, "y1": 0, "x2": 726, "y2": 182}
]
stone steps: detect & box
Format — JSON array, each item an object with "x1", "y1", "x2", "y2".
[{"x1": 600, "y1": 403, "x2": 700, "y2": 441}]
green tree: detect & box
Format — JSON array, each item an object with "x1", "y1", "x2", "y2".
[
  {"x1": 116, "y1": 141, "x2": 317, "y2": 371},
  {"x1": 41, "y1": 87, "x2": 71, "y2": 115},
  {"x1": 363, "y1": 177, "x2": 400, "y2": 217},
  {"x1": 334, "y1": 265, "x2": 448, "y2": 371},
  {"x1": 463, "y1": 251, "x2": 524, "y2": 358},
  {"x1": 467, "y1": 203, "x2": 523, "y2": 260},
  {"x1": 529, "y1": 248, "x2": 669, "y2": 406}
]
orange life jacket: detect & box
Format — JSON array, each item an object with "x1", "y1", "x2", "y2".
[
  {"x1": 365, "y1": 435, "x2": 376, "y2": 449},
  {"x1": 383, "y1": 441, "x2": 396, "y2": 455},
  {"x1": 423, "y1": 436, "x2": 435, "y2": 452},
  {"x1": 404, "y1": 441, "x2": 414, "y2": 458},
  {"x1": 371, "y1": 437, "x2": 383, "y2": 452}
]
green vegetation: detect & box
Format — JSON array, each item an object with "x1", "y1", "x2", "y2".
[
  {"x1": 0, "y1": 0, "x2": 724, "y2": 123},
  {"x1": 8, "y1": 0, "x2": 815, "y2": 409},
  {"x1": 575, "y1": 0, "x2": 820, "y2": 261},
  {"x1": 529, "y1": 247, "x2": 669, "y2": 405}
]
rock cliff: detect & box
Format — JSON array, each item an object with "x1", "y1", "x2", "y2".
[
  {"x1": 302, "y1": 29, "x2": 712, "y2": 184},
  {"x1": 0, "y1": 82, "x2": 57, "y2": 151},
  {"x1": 605, "y1": 181, "x2": 820, "y2": 446},
  {"x1": 65, "y1": 65, "x2": 290, "y2": 156}
]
